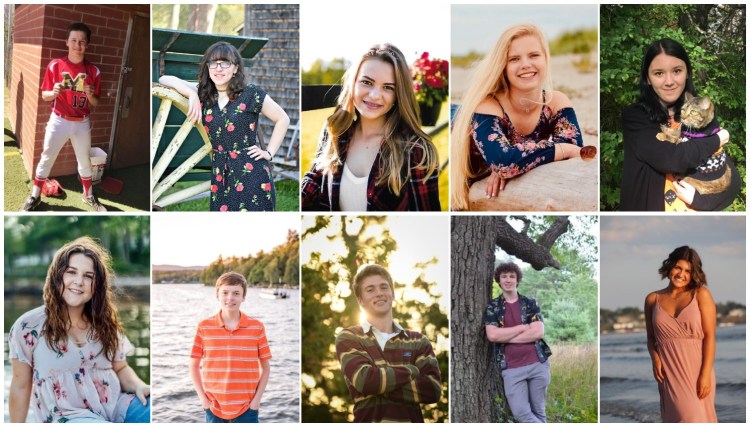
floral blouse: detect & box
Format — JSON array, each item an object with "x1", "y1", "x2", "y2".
[
  {"x1": 469, "y1": 104, "x2": 583, "y2": 182},
  {"x1": 8, "y1": 306, "x2": 135, "y2": 423}
]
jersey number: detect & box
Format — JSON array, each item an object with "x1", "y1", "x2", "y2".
[{"x1": 72, "y1": 95, "x2": 87, "y2": 109}]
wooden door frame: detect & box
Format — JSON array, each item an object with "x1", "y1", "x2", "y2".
[{"x1": 107, "y1": 11, "x2": 150, "y2": 168}]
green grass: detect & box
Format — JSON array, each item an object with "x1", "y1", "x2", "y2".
[
  {"x1": 546, "y1": 343, "x2": 599, "y2": 423},
  {"x1": 301, "y1": 104, "x2": 449, "y2": 211},
  {"x1": 159, "y1": 178, "x2": 299, "y2": 211}
]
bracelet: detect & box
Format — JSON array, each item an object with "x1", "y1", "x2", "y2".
[{"x1": 265, "y1": 150, "x2": 273, "y2": 160}]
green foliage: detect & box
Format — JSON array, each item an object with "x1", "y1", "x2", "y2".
[
  {"x1": 302, "y1": 58, "x2": 349, "y2": 85},
  {"x1": 301, "y1": 217, "x2": 449, "y2": 422},
  {"x1": 199, "y1": 229, "x2": 299, "y2": 287},
  {"x1": 451, "y1": 50, "x2": 484, "y2": 68},
  {"x1": 494, "y1": 217, "x2": 599, "y2": 344},
  {"x1": 546, "y1": 343, "x2": 599, "y2": 423},
  {"x1": 548, "y1": 28, "x2": 598, "y2": 55},
  {"x1": 600, "y1": 4, "x2": 746, "y2": 210},
  {"x1": 4, "y1": 216, "x2": 150, "y2": 279}
]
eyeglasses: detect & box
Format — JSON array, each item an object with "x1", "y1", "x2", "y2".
[{"x1": 207, "y1": 60, "x2": 234, "y2": 70}]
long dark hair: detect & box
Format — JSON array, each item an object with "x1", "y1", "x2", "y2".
[
  {"x1": 197, "y1": 41, "x2": 246, "y2": 105},
  {"x1": 658, "y1": 245, "x2": 707, "y2": 290},
  {"x1": 42, "y1": 236, "x2": 124, "y2": 362},
  {"x1": 637, "y1": 38, "x2": 696, "y2": 123}
]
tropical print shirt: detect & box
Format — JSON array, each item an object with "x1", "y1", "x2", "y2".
[{"x1": 484, "y1": 294, "x2": 552, "y2": 370}]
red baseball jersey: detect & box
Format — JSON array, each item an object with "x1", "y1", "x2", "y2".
[{"x1": 42, "y1": 56, "x2": 102, "y2": 117}]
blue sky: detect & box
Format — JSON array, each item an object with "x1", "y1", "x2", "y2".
[
  {"x1": 452, "y1": 4, "x2": 598, "y2": 56},
  {"x1": 600, "y1": 216, "x2": 746, "y2": 309}
]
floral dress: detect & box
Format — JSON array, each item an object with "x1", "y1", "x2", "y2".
[
  {"x1": 202, "y1": 84, "x2": 275, "y2": 211},
  {"x1": 8, "y1": 306, "x2": 135, "y2": 423},
  {"x1": 469, "y1": 94, "x2": 583, "y2": 182}
]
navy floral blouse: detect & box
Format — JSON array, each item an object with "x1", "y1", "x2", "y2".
[
  {"x1": 202, "y1": 84, "x2": 275, "y2": 211},
  {"x1": 469, "y1": 103, "x2": 583, "y2": 183}
]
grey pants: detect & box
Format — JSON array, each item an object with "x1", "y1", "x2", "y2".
[{"x1": 502, "y1": 360, "x2": 551, "y2": 423}]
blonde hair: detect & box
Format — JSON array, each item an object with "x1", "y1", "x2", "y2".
[
  {"x1": 450, "y1": 24, "x2": 553, "y2": 210},
  {"x1": 313, "y1": 43, "x2": 439, "y2": 194}
]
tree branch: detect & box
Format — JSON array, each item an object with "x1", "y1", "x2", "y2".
[{"x1": 492, "y1": 217, "x2": 567, "y2": 270}]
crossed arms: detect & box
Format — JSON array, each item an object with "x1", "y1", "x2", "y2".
[
  {"x1": 335, "y1": 331, "x2": 441, "y2": 405},
  {"x1": 485, "y1": 321, "x2": 544, "y2": 344}
]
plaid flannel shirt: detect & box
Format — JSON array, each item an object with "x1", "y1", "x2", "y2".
[{"x1": 301, "y1": 127, "x2": 441, "y2": 211}]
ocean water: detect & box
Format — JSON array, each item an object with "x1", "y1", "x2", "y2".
[
  {"x1": 600, "y1": 325, "x2": 745, "y2": 423},
  {"x1": 150, "y1": 283, "x2": 300, "y2": 423}
]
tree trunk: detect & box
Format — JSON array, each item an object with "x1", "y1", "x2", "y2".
[{"x1": 450, "y1": 216, "x2": 509, "y2": 423}]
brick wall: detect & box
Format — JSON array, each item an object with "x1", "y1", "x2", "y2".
[
  {"x1": 10, "y1": 4, "x2": 148, "y2": 178},
  {"x1": 243, "y1": 4, "x2": 299, "y2": 164}
]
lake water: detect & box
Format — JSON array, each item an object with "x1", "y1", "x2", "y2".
[
  {"x1": 600, "y1": 325, "x2": 745, "y2": 422},
  {"x1": 150, "y1": 283, "x2": 300, "y2": 423}
]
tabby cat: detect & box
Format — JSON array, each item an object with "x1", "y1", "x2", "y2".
[{"x1": 656, "y1": 92, "x2": 732, "y2": 195}]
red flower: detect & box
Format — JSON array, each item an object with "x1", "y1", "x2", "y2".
[
  {"x1": 245, "y1": 163, "x2": 254, "y2": 171},
  {"x1": 217, "y1": 145, "x2": 224, "y2": 151},
  {"x1": 210, "y1": 185, "x2": 218, "y2": 193},
  {"x1": 203, "y1": 125, "x2": 210, "y2": 133},
  {"x1": 216, "y1": 174, "x2": 223, "y2": 182},
  {"x1": 239, "y1": 103, "x2": 246, "y2": 111},
  {"x1": 220, "y1": 205, "x2": 228, "y2": 212},
  {"x1": 205, "y1": 114, "x2": 213, "y2": 122},
  {"x1": 261, "y1": 182, "x2": 271, "y2": 191},
  {"x1": 236, "y1": 183, "x2": 244, "y2": 192},
  {"x1": 227, "y1": 124, "x2": 235, "y2": 132},
  {"x1": 229, "y1": 151, "x2": 238, "y2": 159}
]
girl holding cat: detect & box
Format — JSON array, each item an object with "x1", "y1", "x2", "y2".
[{"x1": 620, "y1": 38, "x2": 738, "y2": 211}]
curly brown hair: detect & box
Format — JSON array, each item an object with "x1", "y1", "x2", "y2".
[
  {"x1": 494, "y1": 262, "x2": 523, "y2": 286},
  {"x1": 197, "y1": 41, "x2": 247, "y2": 106},
  {"x1": 658, "y1": 245, "x2": 707, "y2": 290},
  {"x1": 42, "y1": 236, "x2": 123, "y2": 362}
]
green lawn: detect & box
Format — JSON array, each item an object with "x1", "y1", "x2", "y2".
[{"x1": 301, "y1": 104, "x2": 449, "y2": 211}]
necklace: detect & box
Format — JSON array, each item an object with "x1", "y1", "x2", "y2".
[{"x1": 507, "y1": 91, "x2": 541, "y2": 114}]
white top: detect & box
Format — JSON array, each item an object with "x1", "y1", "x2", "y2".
[
  {"x1": 361, "y1": 319, "x2": 404, "y2": 350},
  {"x1": 339, "y1": 162, "x2": 369, "y2": 211},
  {"x1": 8, "y1": 306, "x2": 135, "y2": 422}
]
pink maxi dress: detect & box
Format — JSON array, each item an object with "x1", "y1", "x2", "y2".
[{"x1": 653, "y1": 294, "x2": 717, "y2": 422}]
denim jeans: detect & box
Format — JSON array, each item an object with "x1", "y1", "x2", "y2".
[
  {"x1": 125, "y1": 396, "x2": 151, "y2": 423},
  {"x1": 65, "y1": 396, "x2": 151, "y2": 423},
  {"x1": 205, "y1": 407, "x2": 259, "y2": 423}
]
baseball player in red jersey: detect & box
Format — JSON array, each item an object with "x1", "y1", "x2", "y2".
[{"x1": 23, "y1": 22, "x2": 106, "y2": 211}]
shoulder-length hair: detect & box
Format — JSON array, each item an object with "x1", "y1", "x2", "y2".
[
  {"x1": 313, "y1": 43, "x2": 438, "y2": 195},
  {"x1": 197, "y1": 41, "x2": 247, "y2": 106},
  {"x1": 658, "y1": 245, "x2": 707, "y2": 290},
  {"x1": 42, "y1": 236, "x2": 124, "y2": 362},
  {"x1": 450, "y1": 24, "x2": 553, "y2": 210},
  {"x1": 637, "y1": 38, "x2": 696, "y2": 123}
]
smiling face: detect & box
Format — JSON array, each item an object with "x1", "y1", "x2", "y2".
[
  {"x1": 208, "y1": 59, "x2": 238, "y2": 91},
  {"x1": 505, "y1": 35, "x2": 547, "y2": 91},
  {"x1": 353, "y1": 58, "x2": 396, "y2": 124},
  {"x1": 66, "y1": 30, "x2": 88, "y2": 63},
  {"x1": 669, "y1": 259, "x2": 693, "y2": 289},
  {"x1": 357, "y1": 274, "x2": 394, "y2": 319},
  {"x1": 217, "y1": 283, "x2": 245, "y2": 313},
  {"x1": 498, "y1": 271, "x2": 519, "y2": 295},
  {"x1": 647, "y1": 53, "x2": 687, "y2": 107},
  {"x1": 62, "y1": 253, "x2": 95, "y2": 309}
]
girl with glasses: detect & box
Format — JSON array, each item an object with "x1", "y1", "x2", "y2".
[{"x1": 160, "y1": 41, "x2": 290, "y2": 212}]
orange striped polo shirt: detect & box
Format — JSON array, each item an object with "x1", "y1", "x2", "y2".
[{"x1": 191, "y1": 311, "x2": 272, "y2": 419}]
